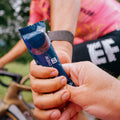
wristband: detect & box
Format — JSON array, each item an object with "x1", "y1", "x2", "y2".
[{"x1": 48, "y1": 30, "x2": 74, "y2": 45}]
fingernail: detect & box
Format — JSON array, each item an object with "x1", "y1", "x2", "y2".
[
  {"x1": 62, "y1": 92, "x2": 69, "y2": 102},
  {"x1": 50, "y1": 71, "x2": 57, "y2": 76},
  {"x1": 61, "y1": 77, "x2": 66, "y2": 85},
  {"x1": 51, "y1": 111, "x2": 60, "y2": 120}
]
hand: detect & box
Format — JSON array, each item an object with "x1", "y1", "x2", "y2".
[
  {"x1": 30, "y1": 61, "x2": 85, "y2": 120},
  {"x1": 52, "y1": 40, "x2": 85, "y2": 119},
  {"x1": 30, "y1": 61, "x2": 71, "y2": 120},
  {"x1": 30, "y1": 61, "x2": 120, "y2": 120},
  {"x1": 61, "y1": 61, "x2": 120, "y2": 120}
]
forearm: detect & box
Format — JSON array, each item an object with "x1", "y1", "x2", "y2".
[
  {"x1": 50, "y1": 0, "x2": 81, "y2": 63},
  {"x1": 0, "y1": 39, "x2": 27, "y2": 67},
  {"x1": 50, "y1": 0, "x2": 80, "y2": 34}
]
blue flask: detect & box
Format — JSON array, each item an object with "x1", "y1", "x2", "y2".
[{"x1": 19, "y1": 21, "x2": 75, "y2": 86}]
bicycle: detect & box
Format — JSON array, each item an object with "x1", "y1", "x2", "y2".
[{"x1": 0, "y1": 69, "x2": 36, "y2": 120}]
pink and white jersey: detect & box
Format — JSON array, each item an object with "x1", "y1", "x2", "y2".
[
  {"x1": 28, "y1": 0, "x2": 120, "y2": 43},
  {"x1": 75, "y1": 0, "x2": 120, "y2": 41}
]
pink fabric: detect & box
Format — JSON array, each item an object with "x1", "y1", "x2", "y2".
[
  {"x1": 73, "y1": 37, "x2": 84, "y2": 45},
  {"x1": 28, "y1": 0, "x2": 50, "y2": 25},
  {"x1": 75, "y1": 0, "x2": 120, "y2": 41},
  {"x1": 28, "y1": 0, "x2": 120, "y2": 44}
]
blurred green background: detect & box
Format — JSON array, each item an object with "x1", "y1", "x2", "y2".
[
  {"x1": 0, "y1": 0, "x2": 32, "y2": 63},
  {"x1": 0, "y1": 0, "x2": 50, "y2": 63}
]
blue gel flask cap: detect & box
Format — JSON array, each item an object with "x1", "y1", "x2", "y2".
[{"x1": 28, "y1": 32, "x2": 46, "y2": 48}]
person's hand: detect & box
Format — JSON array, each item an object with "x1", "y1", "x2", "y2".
[
  {"x1": 52, "y1": 40, "x2": 86, "y2": 120},
  {"x1": 30, "y1": 60, "x2": 70, "y2": 120},
  {"x1": 30, "y1": 61, "x2": 84, "y2": 120},
  {"x1": 60, "y1": 61, "x2": 120, "y2": 120},
  {"x1": 30, "y1": 61, "x2": 120, "y2": 120},
  {"x1": 30, "y1": 38, "x2": 84, "y2": 120}
]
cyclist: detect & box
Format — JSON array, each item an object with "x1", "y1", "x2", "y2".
[
  {"x1": 29, "y1": 0, "x2": 120, "y2": 120},
  {"x1": 1, "y1": 0, "x2": 120, "y2": 77}
]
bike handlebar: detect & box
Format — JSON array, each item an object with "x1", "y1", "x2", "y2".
[{"x1": 0, "y1": 70, "x2": 23, "y2": 87}]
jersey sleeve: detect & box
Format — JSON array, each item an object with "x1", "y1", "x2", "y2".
[
  {"x1": 28, "y1": 0, "x2": 50, "y2": 25},
  {"x1": 72, "y1": 30, "x2": 120, "y2": 78}
]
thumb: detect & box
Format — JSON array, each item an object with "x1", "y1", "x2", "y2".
[
  {"x1": 62, "y1": 63, "x2": 81, "y2": 85},
  {"x1": 62, "y1": 63, "x2": 72, "y2": 77}
]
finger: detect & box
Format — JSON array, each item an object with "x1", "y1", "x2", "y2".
[
  {"x1": 70, "y1": 113, "x2": 79, "y2": 120},
  {"x1": 32, "y1": 90, "x2": 70, "y2": 109},
  {"x1": 62, "y1": 63, "x2": 80, "y2": 84},
  {"x1": 71, "y1": 111, "x2": 89, "y2": 120},
  {"x1": 34, "y1": 107, "x2": 61, "y2": 120},
  {"x1": 59, "y1": 103, "x2": 82, "y2": 120},
  {"x1": 30, "y1": 60, "x2": 58, "y2": 78},
  {"x1": 30, "y1": 75, "x2": 67, "y2": 93},
  {"x1": 62, "y1": 63, "x2": 72, "y2": 77}
]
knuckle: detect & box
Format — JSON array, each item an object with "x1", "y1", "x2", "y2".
[
  {"x1": 31, "y1": 83, "x2": 37, "y2": 91},
  {"x1": 80, "y1": 61, "x2": 93, "y2": 70},
  {"x1": 84, "y1": 61, "x2": 92, "y2": 66},
  {"x1": 34, "y1": 108, "x2": 52, "y2": 120},
  {"x1": 34, "y1": 99, "x2": 45, "y2": 109},
  {"x1": 30, "y1": 64, "x2": 35, "y2": 75},
  {"x1": 53, "y1": 92, "x2": 63, "y2": 106}
]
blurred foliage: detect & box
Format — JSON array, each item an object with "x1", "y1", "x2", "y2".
[
  {"x1": 0, "y1": 0, "x2": 120, "y2": 63},
  {"x1": 0, "y1": 0, "x2": 32, "y2": 62}
]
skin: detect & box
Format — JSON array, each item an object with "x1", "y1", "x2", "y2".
[
  {"x1": 0, "y1": 39, "x2": 27, "y2": 68},
  {"x1": 30, "y1": 61, "x2": 120, "y2": 120},
  {"x1": 30, "y1": 61, "x2": 82, "y2": 120},
  {"x1": 50, "y1": 0, "x2": 81, "y2": 64}
]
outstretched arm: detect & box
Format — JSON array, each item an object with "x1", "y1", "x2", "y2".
[{"x1": 0, "y1": 39, "x2": 27, "y2": 68}]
